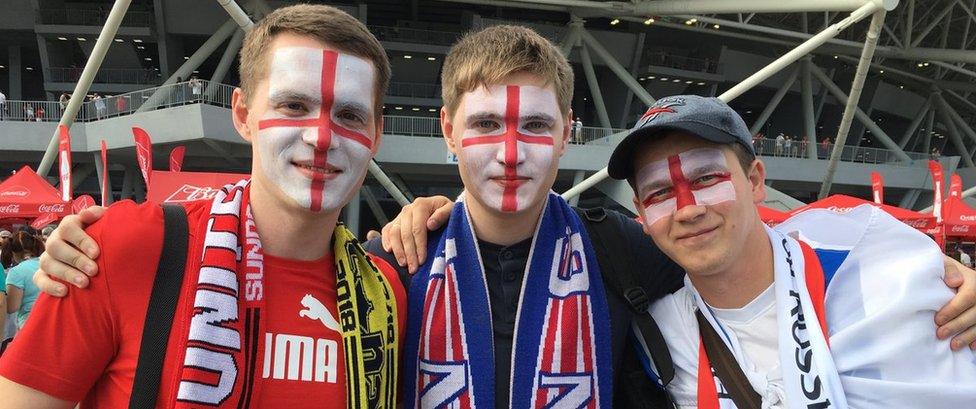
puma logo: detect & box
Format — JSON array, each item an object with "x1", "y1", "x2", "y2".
[{"x1": 299, "y1": 294, "x2": 340, "y2": 331}]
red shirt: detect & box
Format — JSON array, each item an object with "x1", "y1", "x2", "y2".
[{"x1": 0, "y1": 199, "x2": 407, "y2": 407}]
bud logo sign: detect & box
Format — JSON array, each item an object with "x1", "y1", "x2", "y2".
[
  {"x1": 147, "y1": 170, "x2": 247, "y2": 205},
  {"x1": 164, "y1": 184, "x2": 223, "y2": 203}
]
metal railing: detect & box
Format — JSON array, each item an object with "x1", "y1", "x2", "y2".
[
  {"x1": 37, "y1": 9, "x2": 153, "y2": 27},
  {"x1": 644, "y1": 52, "x2": 722, "y2": 74},
  {"x1": 50, "y1": 67, "x2": 162, "y2": 85},
  {"x1": 752, "y1": 137, "x2": 933, "y2": 165},
  {"x1": 369, "y1": 25, "x2": 459, "y2": 46},
  {"x1": 387, "y1": 82, "x2": 442, "y2": 99},
  {"x1": 0, "y1": 80, "x2": 235, "y2": 123}
]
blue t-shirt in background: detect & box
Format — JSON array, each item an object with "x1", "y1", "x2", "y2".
[{"x1": 6, "y1": 258, "x2": 41, "y2": 328}]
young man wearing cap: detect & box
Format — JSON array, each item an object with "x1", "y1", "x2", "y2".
[
  {"x1": 0, "y1": 5, "x2": 404, "y2": 408},
  {"x1": 607, "y1": 94, "x2": 976, "y2": 408}
]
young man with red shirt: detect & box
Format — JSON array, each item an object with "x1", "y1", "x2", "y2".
[{"x1": 0, "y1": 5, "x2": 405, "y2": 408}]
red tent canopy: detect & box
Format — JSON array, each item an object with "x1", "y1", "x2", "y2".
[
  {"x1": 0, "y1": 166, "x2": 68, "y2": 219},
  {"x1": 147, "y1": 170, "x2": 248, "y2": 204},
  {"x1": 789, "y1": 194, "x2": 936, "y2": 230},
  {"x1": 942, "y1": 195, "x2": 976, "y2": 238},
  {"x1": 758, "y1": 205, "x2": 790, "y2": 226}
]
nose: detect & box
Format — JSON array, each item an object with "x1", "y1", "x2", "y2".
[
  {"x1": 672, "y1": 203, "x2": 707, "y2": 223},
  {"x1": 302, "y1": 124, "x2": 333, "y2": 151},
  {"x1": 495, "y1": 137, "x2": 526, "y2": 168}
]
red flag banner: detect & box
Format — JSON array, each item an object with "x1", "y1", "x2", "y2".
[
  {"x1": 100, "y1": 140, "x2": 109, "y2": 205},
  {"x1": 929, "y1": 160, "x2": 944, "y2": 223},
  {"x1": 950, "y1": 174, "x2": 963, "y2": 198},
  {"x1": 169, "y1": 145, "x2": 186, "y2": 172},
  {"x1": 57, "y1": 125, "x2": 72, "y2": 202},
  {"x1": 870, "y1": 171, "x2": 884, "y2": 204},
  {"x1": 132, "y1": 127, "x2": 153, "y2": 190},
  {"x1": 31, "y1": 212, "x2": 59, "y2": 230},
  {"x1": 71, "y1": 195, "x2": 96, "y2": 214}
]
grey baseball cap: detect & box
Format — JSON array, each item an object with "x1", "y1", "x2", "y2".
[
  {"x1": 0, "y1": 230, "x2": 10, "y2": 238},
  {"x1": 607, "y1": 95, "x2": 755, "y2": 180}
]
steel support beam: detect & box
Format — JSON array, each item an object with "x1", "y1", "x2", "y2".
[
  {"x1": 910, "y1": 2, "x2": 956, "y2": 47},
  {"x1": 361, "y1": 186, "x2": 389, "y2": 226},
  {"x1": 216, "y1": 0, "x2": 255, "y2": 31},
  {"x1": 934, "y1": 103, "x2": 975, "y2": 167},
  {"x1": 749, "y1": 67, "x2": 800, "y2": 135},
  {"x1": 579, "y1": 45, "x2": 613, "y2": 129},
  {"x1": 205, "y1": 28, "x2": 245, "y2": 100},
  {"x1": 720, "y1": 1, "x2": 882, "y2": 101},
  {"x1": 38, "y1": 0, "x2": 132, "y2": 177},
  {"x1": 818, "y1": 10, "x2": 897, "y2": 199},
  {"x1": 618, "y1": 32, "x2": 645, "y2": 128},
  {"x1": 511, "y1": 0, "x2": 888, "y2": 14},
  {"x1": 935, "y1": 92, "x2": 976, "y2": 153},
  {"x1": 559, "y1": 23, "x2": 581, "y2": 56},
  {"x1": 801, "y1": 58, "x2": 818, "y2": 158},
  {"x1": 920, "y1": 108, "x2": 936, "y2": 153},
  {"x1": 138, "y1": 20, "x2": 238, "y2": 113},
  {"x1": 905, "y1": 0, "x2": 914, "y2": 46},
  {"x1": 579, "y1": 29, "x2": 655, "y2": 106},
  {"x1": 898, "y1": 98, "x2": 931, "y2": 149},
  {"x1": 569, "y1": 170, "x2": 586, "y2": 206},
  {"x1": 369, "y1": 160, "x2": 411, "y2": 206}
]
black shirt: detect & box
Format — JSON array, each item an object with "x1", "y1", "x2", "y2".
[{"x1": 364, "y1": 208, "x2": 684, "y2": 408}]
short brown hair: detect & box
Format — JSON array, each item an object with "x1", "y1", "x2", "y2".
[
  {"x1": 441, "y1": 25, "x2": 574, "y2": 116},
  {"x1": 238, "y1": 4, "x2": 391, "y2": 111}
]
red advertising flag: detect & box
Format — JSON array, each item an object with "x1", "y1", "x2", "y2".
[
  {"x1": 31, "y1": 212, "x2": 59, "y2": 230},
  {"x1": 169, "y1": 145, "x2": 186, "y2": 172},
  {"x1": 100, "y1": 140, "x2": 109, "y2": 205},
  {"x1": 950, "y1": 174, "x2": 963, "y2": 198},
  {"x1": 132, "y1": 127, "x2": 153, "y2": 190},
  {"x1": 57, "y1": 125, "x2": 72, "y2": 202},
  {"x1": 71, "y1": 195, "x2": 96, "y2": 214},
  {"x1": 870, "y1": 171, "x2": 884, "y2": 204},
  {"x1": 929, "y1": 160, "x2": 944, "y2": 223}
]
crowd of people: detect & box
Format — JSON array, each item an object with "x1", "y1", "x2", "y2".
[{"x1": 0, "y1": 4, "x2": 973, "y2": 408}]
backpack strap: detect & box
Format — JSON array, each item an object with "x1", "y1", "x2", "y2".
[
  {"x1": 573, "y1": 207, "x2": 676, "y2": 388},
  {"x1": 129, "y1": 204, "x2": 188, "y2": 409},
  {"x1": 696, "y1": 310, "x2": 763, "y2": 409}
]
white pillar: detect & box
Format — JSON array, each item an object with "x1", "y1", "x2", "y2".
[
  {"x1": 38, "y1": 0, "x2": 133, "y2": 177},
  {"x1": 579, "y1": 45, "x2": 613, "y2": 129}
]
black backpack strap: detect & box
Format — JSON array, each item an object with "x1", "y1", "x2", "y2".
[
  {"x1": 697, "y1": 310, "x2": 762, "y2": 409},
  {"x1": 573, "y1": 207, "x2": 676, "y2": 388},
  {"x1": 129, "y1": 204, "x2": 188, "y2": 409}
]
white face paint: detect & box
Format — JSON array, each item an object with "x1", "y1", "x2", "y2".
[
  {"x1": 256, "y1": 47, "x2": 376, "y2": 213},
  {"x1": 636, "y1": 147, "x2": 736, "y2": 227},
  {"x1": 456, "y1": 85, "x2": 559, "y2": 213}
]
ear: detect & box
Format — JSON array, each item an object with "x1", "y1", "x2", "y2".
[
  {"x1": 231, "y1": 88, "x2": 252, "y2": 143},
  {"x1": 559, "y1": 108, "x2": 572, "y2": 157},
  {"x1": 632, "y1": 195, "x2": 652, "y2": 236},
  {"x1": 371, "y1": 114, "x2": 384, "y2": 157},
  {"x1": 441, "y1": 106, "x2": 459, "y2": 155},
  {"x1": 748, "y1": 159, "x2": 768, "y2": 204}
]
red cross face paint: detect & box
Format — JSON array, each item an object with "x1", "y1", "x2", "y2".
[
  {"x1": 457, "y1": 85, "x2": 558, "y2": 213},
  {"x1": 257, "y1": 47, "x2": 375, "y2": 213},
  {"x1": 636, "y1": 147, "x2": 736, "y2": 228}
]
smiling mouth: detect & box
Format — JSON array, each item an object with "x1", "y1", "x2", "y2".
[
  {"x1": 292, "y1": 161, "x2": 342, "y2": 177},
  {"x1": 676, "y1": 225, "x2": 719, "y2": 241},
  {"x1": 491, "y1": 176, "x2": 530, "y2": 187}
]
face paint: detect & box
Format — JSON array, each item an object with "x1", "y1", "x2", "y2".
[
  {"x1": 257, "y1": 47, "x2": 375, "y2": 212},
  {"x1": 457, "y1": 85, "x2": 558, "y2": 213},
  {"x1": 636, "y1": 147, "x2": 736, "y2": 227}
]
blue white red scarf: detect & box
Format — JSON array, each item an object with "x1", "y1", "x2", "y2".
[{"x1": 403, "y1": 192, "x2": 613, "y2": 408}]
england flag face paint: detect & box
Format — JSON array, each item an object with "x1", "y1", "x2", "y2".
[
  {"x1": 456, "y1": 85, "x2": 559, "y2": 213},
  {"x1": 256, "y1": 47, "x2": 376, "y2": 213},
  {"x1": 636, "y1": 147, "x2": 736, "y2": 228}
]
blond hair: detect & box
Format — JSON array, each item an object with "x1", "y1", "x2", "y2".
[
  {"x1": 238, "y1": 4, "x2": 391, "y2": 111},
  {"x1": 441, "y1": 25, "x2": 574, "y2": 115}
]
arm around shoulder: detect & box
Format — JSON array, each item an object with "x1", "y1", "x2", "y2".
[{"x1": 0, "y1": 377, "x2": 76, "y2": 409}]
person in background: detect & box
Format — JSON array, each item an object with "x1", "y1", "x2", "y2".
[
  {"x1": 572, "y1": 116, "x2": 583, "y2": 143},
  {"x1": 960, "y1": 246, "x2": 973, "y2": 268},
  {"x1": 0, "y1": 231, "x2": 10, "y2": 265},
  {"x1": 92, "y1": 94, "x2": 106, "y2": 119},
  {"x1": 35, "y1": 105, "x2": 44, "y2": 122},
  {"x1": 40, "y1": 226, "x2": 55, "y2": 244},
  {"x1": 0, "y1": 89, "x2": 6, "y2": 121},
  {"x1": 114, "y1": 94, "x2": 126, "y2": 116},
  {"x1": 58, "y1": 93, "x2": 68, "y2": 114},
  {"x1": 190, "y1": 75, "x2": 203, "y2": 102},
  {"x1": 3, "y1": 232, "x2": 42, "y2": 330},
  {"x1": 24, "y1": 104, "x2": 34, "y2": 122},
  {"x1": 774, "y1": 132, "x2": 785, "y2": 156}
]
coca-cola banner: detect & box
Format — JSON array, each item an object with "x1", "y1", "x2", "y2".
[
  {"x1": 147, "y1": 170, "x2": 247, "y2": 204},
  {"x1": 132, "y1": 127, "x2": 153, "y2": 191},
  {"x1": 870, "y1": 171, "x2": 884, "y2": 205},
  {"x1": 950, "y1": 174, "x2": 963, "y2": 198},
  {"x1": 929, "y1": 160, "x2": 944, "y2": 223},
  {"x1": 100, "y1": 140, "x2": 109, "y2": 205},
  {"x1": 169, "y1": 145, "x2": 186, "y2": 172},
  {"x1": 0, "y1": 166, "x2": 68, "y2": 219},
  {"x1": 31, "y1": 212, "x2": 59, "y2": 230},
  {"x1": 58, "y1": 125, "x2": 73, "y2": 202}
]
